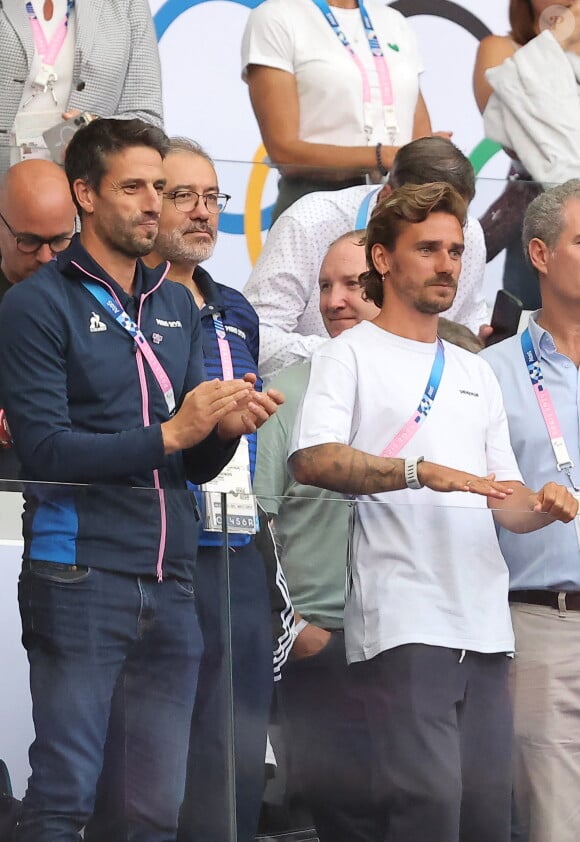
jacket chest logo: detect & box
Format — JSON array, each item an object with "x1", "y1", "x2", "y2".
[{"x1": 89, "y1": 312, "x2": 107, "y2": 333}]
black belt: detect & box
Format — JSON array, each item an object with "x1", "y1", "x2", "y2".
[{"x1": 509, "y1": 589, "x2": 580, "y2": 611}]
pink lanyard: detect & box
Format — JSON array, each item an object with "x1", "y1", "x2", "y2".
[
  {"x1": 521, "y1": 328, "x2": 579, "y2": 491},
  {"x1": 212, "y1": 314, "x2": 234, "y2": 381},
  {"x1": 380, "y1": 339, "x2": 445, "y2": 458},
  {"x1": 26, "y1": 0, "x2": 74, "y2": 68},
  {"x1": 311, "y1": 0, "x2": 398, "y2": 142}
]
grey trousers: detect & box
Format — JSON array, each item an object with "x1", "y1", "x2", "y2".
[{"x1": 510, "y1": 602, "x2": 580, "y2": 842}]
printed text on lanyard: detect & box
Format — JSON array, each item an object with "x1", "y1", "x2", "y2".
[
  {"x1": 81, "y1": 279, "x2": 176, "y2": 415},
  {"x1": 381, "y1": 338, "x2": 445, "y2": 458},
  {"x1": 311, "y1": 0, "x2": 398, "y2": 143}
]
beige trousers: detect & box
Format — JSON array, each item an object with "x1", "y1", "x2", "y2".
[{"x1": 510, "y1": 602, "x2": 580, "y2": 842}]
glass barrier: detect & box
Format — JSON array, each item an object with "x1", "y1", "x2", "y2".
[{"x1": 1, "y1": 477, "x2": 576, "y2": 840}]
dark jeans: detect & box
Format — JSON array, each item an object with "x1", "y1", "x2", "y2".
[
  {"x1": 277, "y1": 630, "x2": 383, "y2": 842},
  {"x1": 177, "y1": 540, "x2": 273, "y2": 842},
  {"x1": 15, "y1": 562, "x2": 203, "y2": 842},
  {"x1": 352, "y1": 644, "x2": 513, "y2": 842}
]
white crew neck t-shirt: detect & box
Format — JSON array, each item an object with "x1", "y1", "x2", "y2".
[
  {"x1": 242, "y1": 0, "x2": 422, "y2": 147},
  {"x1": 290, "y1": 322, "x2": 522, "y2": 662}
]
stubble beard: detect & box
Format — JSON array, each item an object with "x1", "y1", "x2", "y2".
[
  {"x1": 101, "y1": 215, "x2": 159, "y2": 259},
  {"x1": 155, "y1": 226, "x2": 216, "y2": 265},
  {"x1": 415, "y1": 295, "x2": 454, "y2": 315},
  {"x1": 415, "y1": 275, "x2": 458, "y2": 315}
]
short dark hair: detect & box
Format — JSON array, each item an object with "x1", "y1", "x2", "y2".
[
  {"x1": 64, "y1": 118, "x2": 170, "y2": 212},
  {"x1": 509, "y1": 0, "x2": 536, "y2": 46},
  {"x1": 389, "y1": 137, "x2": 475, "y2": 203},
  {"x1": 361, "y1": 182, "x2": 467, "y2": 308}
]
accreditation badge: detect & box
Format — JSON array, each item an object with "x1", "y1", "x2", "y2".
[
  {"x1": 10, "y1": 112, "x2": 57, "y2": 163},
  {"x1": 200, "y1": 437, "x2": 258, "y2": 534}
]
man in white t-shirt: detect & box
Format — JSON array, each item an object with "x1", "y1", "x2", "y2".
[
  {"x1": 289, "y1": 182, "x2": 577, "y2": 842},
  {"x1": 244, "y1": 137, "x2": 487, "y2": 376}
]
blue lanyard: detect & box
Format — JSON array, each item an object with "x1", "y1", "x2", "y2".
[
  {"x1": 380, "y1": 338, "x2": 445, "y2": 458},
  {"x1": 311, "y1": 0, "x2": 383, "y2": 56},
  {"x1": 354, "y1": 186, "x2": 382, "y2": 229},
  {"x1": 82, "y1": 280, "x2": 176, "y2": 415}
]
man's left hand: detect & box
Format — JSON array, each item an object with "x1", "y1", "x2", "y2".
[
  {"x1": 217, "y1": 373, "x2": 284, "y2": 440},
  {"x1": 529, "y1": 482, "x2": 578, "y2": 523}
]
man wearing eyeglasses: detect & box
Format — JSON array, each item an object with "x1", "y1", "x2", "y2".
[
  {"x1": 0, "y1": 159, "x2": 76, "y2": 478},
  {"x1": 145, "y1": 138, "x2": 288, "y2": 842},
  {"x1": 0, "y1": 158, "x2": 76, "y2": 293}
]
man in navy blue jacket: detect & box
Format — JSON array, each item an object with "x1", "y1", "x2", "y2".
[
  {"x1": 0, "y1": 118, "x2": 282, "y2": 842},
  {"x1": 146, "y1": 138, "x2": 292, "y2": 842}
]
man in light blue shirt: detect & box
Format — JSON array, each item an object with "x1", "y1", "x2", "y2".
[{"x1": 483, "y1": 178, "x2": 580, "y2": 842}]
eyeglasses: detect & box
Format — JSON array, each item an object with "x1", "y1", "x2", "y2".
[
  {"x1": 163, "y1": 191, "x2": 231, "y2": 214},
  {"x1": 0, "y1": 210, "x2": 73, "y2": 255}
]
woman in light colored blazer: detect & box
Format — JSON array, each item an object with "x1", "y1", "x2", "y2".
[{"x1": 0, "y1": 0, "x2": 163, "y2": 168}]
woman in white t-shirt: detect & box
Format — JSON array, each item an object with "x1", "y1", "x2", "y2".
[{"x1": 242, "y1": 0, "x2": 444, "y2": 220}]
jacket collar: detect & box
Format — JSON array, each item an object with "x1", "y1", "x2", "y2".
[
  {"x1": 194, "y1": 264, "x2": 225, "y2": 315},
  {"x1": 58, "y1": 235, "x2": 168, "y2": 304}
]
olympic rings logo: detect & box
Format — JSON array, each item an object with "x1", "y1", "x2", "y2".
[{"x1": 154, "y1": 0, "x2": 501, "y2": 264}]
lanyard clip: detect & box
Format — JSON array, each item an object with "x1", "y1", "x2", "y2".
[
  {"x1": 33, "y1": 64, "x2": 58, "y2": 92},
  {"x1": 564, "y1": 467, "x2": 580, "y2": 493}
]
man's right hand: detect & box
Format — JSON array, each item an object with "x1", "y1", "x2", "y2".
[
  {"x1": 418, "y1": 462, "x2": 513, "y2": 499},
  {"x1": 161, "y1": 379, "x2": 252, "y2": 454},
  {"x1": 291, "y1": 623, "x2": 332, "y2": 661}
]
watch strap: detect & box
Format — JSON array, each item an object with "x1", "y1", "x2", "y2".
[{"x1": 405, "y1": 456, "x2": 424, "y2": 490}]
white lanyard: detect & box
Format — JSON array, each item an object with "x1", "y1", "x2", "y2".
[{"x1": 311, "y1": 0, "x2": 398, "y2": 143}]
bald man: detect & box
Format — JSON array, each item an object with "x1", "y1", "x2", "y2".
[
  {"x1": 0, "y1": 159, "x2": 76, "y2": 297},
  {"x1": 0, "y1": 160, "x2": 76, "y2": 476}
]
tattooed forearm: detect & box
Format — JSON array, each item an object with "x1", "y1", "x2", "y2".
[{"x1": 290, "y1": 444, "x2": 407, "y2": 495}]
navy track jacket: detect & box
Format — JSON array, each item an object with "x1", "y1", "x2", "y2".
[
  {"x1": 0, "y1": 237, "x2": 237, "y2": 580},
  {"x1": 191, "y1": 265, "x2": 260, "y2": 548}
]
